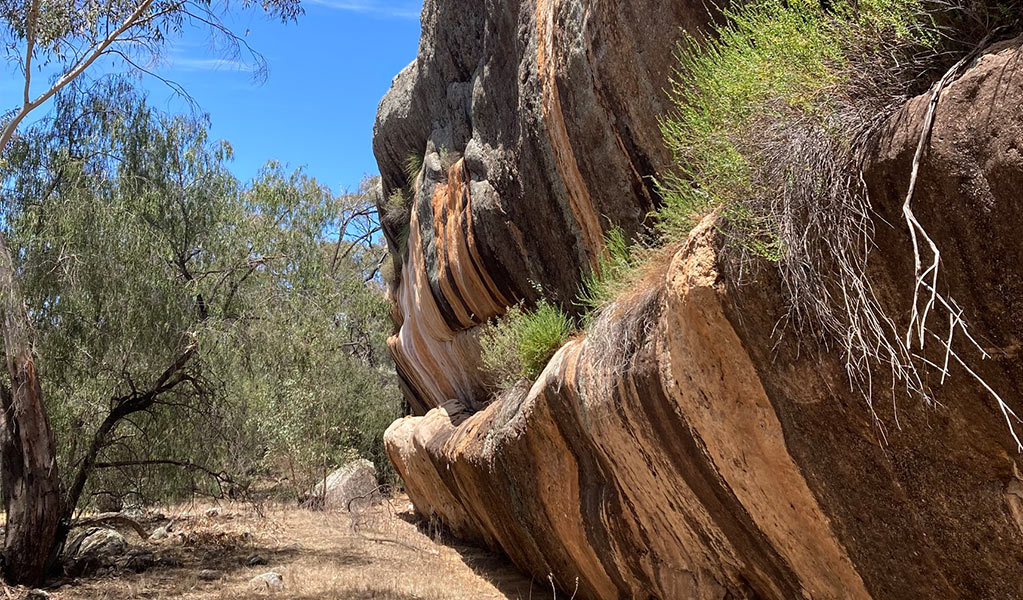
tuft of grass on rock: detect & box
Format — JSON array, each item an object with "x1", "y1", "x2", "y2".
[
  {"x1": 480, "y1": 300, "x2": 574, "y2": 390},
  {"x1": 576, "y1": 226, "x2": 638, "y2": 315}
]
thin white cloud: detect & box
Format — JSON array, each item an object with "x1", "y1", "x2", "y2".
[
  {"x1": 167, "y1": 57, "x2": 255, "y2": 73},
  {"x1": 307, "y1": 0, "x2": 421, "y2": 19}
]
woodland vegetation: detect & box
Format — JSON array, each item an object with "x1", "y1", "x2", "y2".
[{"x1": 0, "y1": 0, "x2": 400, "y2": 587}]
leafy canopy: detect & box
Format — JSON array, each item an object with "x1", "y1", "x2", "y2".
[{"x1": 0, "y1": 80, "x2": 400, "y2": 507}]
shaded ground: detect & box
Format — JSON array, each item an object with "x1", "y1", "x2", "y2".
[{"x1": 9, "y1": 496, "x2": 554, "y2": 599}]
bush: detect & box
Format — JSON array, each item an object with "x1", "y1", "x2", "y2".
[
  {"x1": 656, "y1": 0, "x2": 1019, "y2": 249},
  {"x1": 382, "y1": 189, "x2": 413, "y2": 261},
  {"x1": 480, "y1": 300, "x2": 574, "y2": 389},
  {"x1": 658, "y1": 0, "x2": 918, "y2": 253},
  {"x1": 651, "y1": 0, "x2": 1022, "y2": 431}
]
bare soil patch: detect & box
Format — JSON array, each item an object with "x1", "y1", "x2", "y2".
[{"x1": 7, "y1": 496, "x2": 552, "y2": 600}]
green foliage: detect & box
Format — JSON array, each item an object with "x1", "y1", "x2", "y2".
[
  {"x1": 0, "y1": 81, "x2": 401, "y2": 508},
  {"x1": 480, "y1": 299, "x2": 574, "y2": 389},
  {"x1": 655, "y1": 0, "x2": 929, "y2": 258},
  {"x1": 404, "y1": 152, "x2": 423, "y2": 190},
  {"x1": 0, "y1": 0, "x2": 301, "y2": 80},
  {"x1": 383, "y1": 189, "x2": 413, "y2": 263},
  {"x1": 576, "y1": 226, "x2": 638, "y2": 314},
  {"x1": 647, "y1": 0, "x2": 1022, "y2": 416}
]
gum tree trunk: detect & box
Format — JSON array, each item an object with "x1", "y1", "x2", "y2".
[{"x1": 0, "y1": 232, "x2": 61, "y2": 585}]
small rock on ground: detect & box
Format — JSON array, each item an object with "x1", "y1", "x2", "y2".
[
  {"x1": 198, "y1": 569, "x2": 220, "y2": 581},
  {"x1": 246, "y1": 554, "x2": 268, "y2": 566},
  {"x1": 148, "y1": 526, "x2": 169, "y2": 541},
  {"x1": 250, "y1": 571, "x2": 284, "y2": 592}
]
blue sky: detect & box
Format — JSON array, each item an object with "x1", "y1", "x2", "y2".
[
  {"x1": 147, "y1": 0, "x2": 424, "y2": 192},
  {"x1": 2, "y1": 1, "x2": 423, "y2": 194}
]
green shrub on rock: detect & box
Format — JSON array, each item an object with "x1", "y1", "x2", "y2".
[{"x1": 480, "y1": 300, "x2": 574, "y2": 389}]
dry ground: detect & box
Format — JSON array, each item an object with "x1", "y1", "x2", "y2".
[{"x1": 10, "y1": 496, "x2": 555, "y2": 600}]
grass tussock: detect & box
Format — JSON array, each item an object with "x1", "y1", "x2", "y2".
[
  {"x1": 479, "y1": 300, "x2": 574, "y2": 390},
  {"x1": 576, "y1": 226, "x2": 640, "y2": 314},
  {"x1": 404, "y1": 152, "x2": 424, "y2": 191}
]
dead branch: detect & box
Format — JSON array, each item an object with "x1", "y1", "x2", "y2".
[{"x1": 70, "y1": 512, "x2": 148, "y2": 539}]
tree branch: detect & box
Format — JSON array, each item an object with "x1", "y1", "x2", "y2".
[
  {"x1": 95, "y1": 459, "x2": 231, "y2": 485},
  {"x1": 70, "y1": 512, "x2": 148, "y2": 539},
  {"x1": 0, "y1": 0, "x2": 156, "y2": 154},
  {"x1": 22, "y1": 0, "x2": 41, "y2": 107},
  {"x1": 63, "y1": 346, "x2": 197, "y2": 518}
]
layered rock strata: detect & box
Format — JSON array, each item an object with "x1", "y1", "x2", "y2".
[
  {"x1": 376, "y1": 1, "x2": 1023, "y2": 597},
  {"x1": 374, "y1": 0, "x2": 712, "y2": 413}
]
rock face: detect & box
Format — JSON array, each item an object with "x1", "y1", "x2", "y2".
[
  {"x1": 376, "y1": 2, "x2": 1023, "y2": 598},
  {"x1": 374, "y1": 0, "x2": 712, "y2": 414},
  {"x1": 311, "y1": 459, "x2": 379, "y2": 510}
]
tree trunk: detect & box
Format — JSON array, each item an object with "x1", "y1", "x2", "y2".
[{"x1": 0, "y1": 232, "x2": 61, "y2": 585}]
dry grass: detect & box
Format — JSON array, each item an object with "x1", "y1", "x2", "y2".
[{"x1": 19, "y1": 497, "x2": 552, "y2": 600}]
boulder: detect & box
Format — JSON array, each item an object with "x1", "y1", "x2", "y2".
[
  {"x1": 373, "y1": 0, "x2": 714, "y2": 414},
  {"x1": 62, "y1": 527, "x2": 127, "y2": 576},
  {"x1": 310, "y1": 459, "x2": 379, "y2": 510},
  {"x1": 250, "y1": 571, "x2": 284, "y2": 592}
]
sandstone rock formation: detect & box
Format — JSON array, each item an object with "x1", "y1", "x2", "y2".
[
  {"x1": 374, "y1": 0, "x2": 713, "y2": 414},
  {"x1": 375, "y1": 0, "x2": 1023, "y2": 597}
]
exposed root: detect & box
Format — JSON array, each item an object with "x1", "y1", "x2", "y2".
[
  {"x1": 583, "y1": 280, "x2": 663, "y2": 398},
  {"x1": 897, "y1": 31, "x2": 1021, "y2": 449}
]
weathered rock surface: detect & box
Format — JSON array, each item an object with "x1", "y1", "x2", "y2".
[
  {"x1": 62, "y1": 527, "x2": 127, "y2": 576},
  {"x1": 311, "y1": 458, "x2": 379, "y2": 510},
  {"x1": 377, "y1": 2, "x2": 1023, "y2": 598},
  {"x1": 250, "y1": 571, "x2": 284, "y2": 592},
  {"x1": 374, "y1": 0, "x2": 713, "y2": 414}
]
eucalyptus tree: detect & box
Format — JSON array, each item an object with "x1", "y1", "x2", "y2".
[{"x1": 0, "y1": 0, "x2": 301, "y2": 584}]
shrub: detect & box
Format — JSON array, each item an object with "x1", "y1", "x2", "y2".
[
  {"x1": 653, "y1": 0, "x2": 1022, "y2": 437},
  {"x1": 657, "y1": 0, "x2": 1019, "y2": 250},
  {"x1": 480, "y1": 300, "x2": 574, "y2": 389},
  {"x1": 382, "y1": 189, "x2": 413, "y2": 262},
  {"x1": 657, "y1": 0, "x2": 922, "y2": 252}
]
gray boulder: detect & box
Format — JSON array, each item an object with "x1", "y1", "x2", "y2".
[
  {"x1": 62, "y1": 527, "x2": 127, "y2": 576},
  {"x1": 310, "y1": 459, "x2": 379, "y2": 510},
  {"x1": 250, "y1": 571, "x2": 284, "y2": 592}
]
